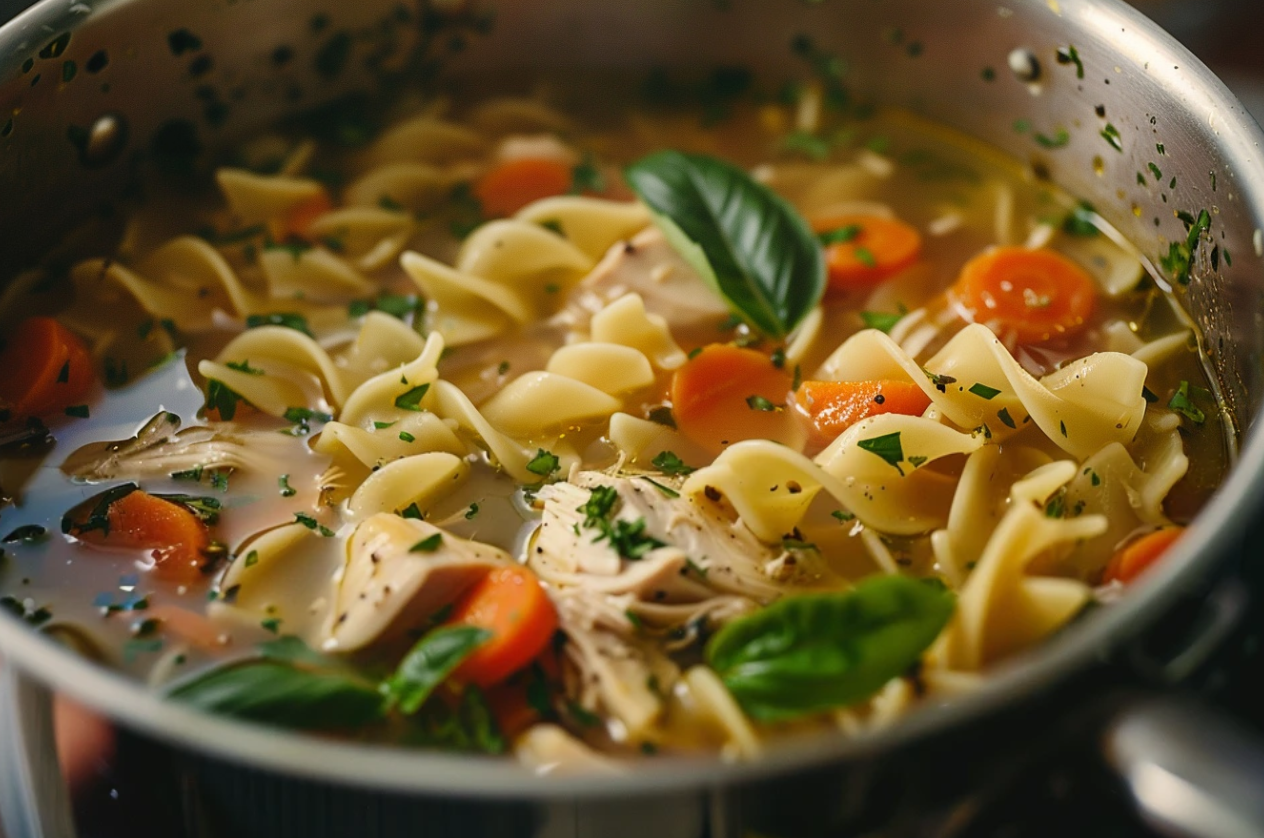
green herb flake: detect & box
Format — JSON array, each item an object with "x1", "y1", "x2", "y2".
[
  {"x1": 652, "y1": 450, "x2": 695, "y2": 476},
  {"x1": 526, "y1": 448, "x2": 560, "y2": 477},
  {"x1": 394, "y1": 383, "x2": 431, "y2": 411},
  {"x1": 831, "y1": 509, "x2": 855, "y2": 523},
  {"x1": 968, "y1": 383, "x2": 1001, "y2": 400},
  {"x1": 860, "y1": 310, "x2": 903, "y2": 333},
  {"x1": 400, "y1": 503, "x2": 423, "y2": 520},
  {"x1": 410, "y1": 533, "x2": 444, "y2": 553},
  {"x1": 647, "y1": 406, "x2": 676, "y2": 428},
  {"x1": 640, "y1": 476, "x2": 681, "y2": 498},
  {"x1": 1148, "y1": 162, "x2": 1163, "y2": 181},
  {"x1": 465, "y1": 503, "x2": 479, "y2": 520},
  {"x1": 1056, "y1": 44, "x2": 1084, "y2": 79},
  {"x1": 857, "y1": 431, "x2": 904, "y2": 470},
  {"x1": 399, "y1": 431, "x2": 416, "y2": 443},
  {"x1": 1168, "y1": 380, "x2": 1206, "y2": 425},
  {"x1": 374, "y1": 420, "x2": 396, "y2": 429},
  {"x1": 746, "y1": 394, "x2": 779, "y2": 412},
  {"x1": 65, "y1": 404, "x2": 90, "y2": 418},
  {"x1": 1034, "y1": 129, "x2": 1071, "y2": 149},
  {"x1": 278, "y1": 475, "x2": 296, "y2": 498},
  {"x1": 246, "y1": 312, "x2": 312, "y2": 336},
  {"x1": 853, "y1": 246, "x2": 878, "y2": 268},
  {"x1": 997, "y1": 407, "x2": 1017, "y2": 429},
  {"x1": 244, "y1": 550, "x2": 259, "y2": 568},
  {"x1": 57, "y1": 361, "x2": 70, "y2": 383},
  {"x1": 1062, "y1": 201, "x2": 1100, "y2": 237},
  {"x1": 261, "y1": 618, "x2": 282, "y2": 634},
  {"x1": 818, "y1": 224, "x2": 861, "y2": 246},
  {"x1": 1060, "y1": 420, "x2": 1068, "y2": 438},
  {"x1": 1100, "y1": 123, "x2": 1123, "y2": 152}
]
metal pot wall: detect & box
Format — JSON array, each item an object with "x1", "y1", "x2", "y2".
[{"x1": 2, "y1": 1, "x2": 1264, "y2": 836}]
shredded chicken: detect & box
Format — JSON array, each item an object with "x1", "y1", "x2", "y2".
[
  {"x1": 560, "y1": 227, "x2": 730, "y2": 333},
  {"x1": 326, "y1": 513, "x2": 507, "y2": 651}
]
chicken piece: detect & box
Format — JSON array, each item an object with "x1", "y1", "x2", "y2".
[
  {"x1": 554, "y1": 588, "x2": 680, "y2": 744},
  {"x1": 561, "y1": 227, "x2": 730, "y2": 334},
  {"x1": 326, "y1": 513, "x2": 505, "y2": 651},
  {"x1": 534, "y1": 472, "x2": 826, "y2": 602}
]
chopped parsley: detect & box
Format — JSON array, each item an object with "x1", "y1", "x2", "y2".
[
  {"x1": 465, "y1": 503, "x2": 479, "y2": 520},
  {"x1": 394, "y1": 383, "x2": 431, "y2": 411},
  {"x1": 261, "y1": 618, "x2": 282, "y2": 634},
  {"x1": 571, "y1": 155, "x2": 606, "y2": 194},
  {"x1": 745, "y1": 395, "x2": 779, "y2": 412},
  {"x1": 907, "y1": 455, "x2": 928, "y2": 468},
  {"x1": 923, "y1": 369, "x2": 957, "y2": 392},
  {"x1": 575, "y1": 485, "x2": 664, "y2": 561},
  {"x1": 526, "y1": 448, "x2": 560, "y2": 477},
  {"x1": 243, "y1": 550, "x2": 259, "y2": 568},
  {"x1": 399, "y1": 503, "x2": 423, "y2": 520},
  {"x1": 1100, "y1": 123, "x2": 1123, "y2": 152},
  {"x1": 853, "y1": 246, "x2": 877, "y2": 268},
  {"x1": 1062, "y1": 201, "x2": 1100, "y2": 237},
  {"x1": 831, "y1": 509, "x2": 855, "y2": 523},
  {"x1": 646, "y1": 406, "x2": 676, "y2": 428},
  {"x1": 1034, "y1": 128, "x2": 1071, "y2": 149},
  {"x1": 283, "y1": 406, "x2": 333, "y2": 424},
  {"x1": 210, "y1": 471, "x2": 230, "y2": 492},
  {"x1": 56, "y1": 361, "x2": 70, "y2": 383},
  {"x1": 968, "y1": 383, "x2": 1001, "y2": 400},
  {"x1": 818, "y1": 224, "x2": 862, "y2": 247},
  {"x1": 410, "y1": 533, "x2": 444, "y2": 553},
  {"x1": 278, "y1": 474, "x2": 296, "y2": 497},
  {"x1": 860, "y1": 310, "x2": 903, "y2": 333},
  {"x1": 857, "y1": 431, "x2": 904, "y2": 470},
  {"x1": 65, "y1": 404, "x2": 90, "y2": 418},
  {"x1": 294, "y1": 512, "x2": 335, "y2": 537},
  {"x1": 652, "y1": 450, "x2": 695, "y2": 476},
  {"x1": 1060, "y1": 420, "x2": 1068, "y2": 438},
  {"x1": 997, "y1": 407, "x2": 1017, "y2": 429},
  {"x1": 1168, "y1": 380, "x2": 1206, "y2": 425},
  {"x1": 640, "y1": 476, "x2": 680, "y2": 498},
  {"x1": 1055, "y1": 44, "x2": 1084, "y2": 78},
  {"x1": 245, "y1": 312, "x2": 312, "y2": 336},
  {"x1": 399, "y1": 431, "x2": 416, "y2": 443}
]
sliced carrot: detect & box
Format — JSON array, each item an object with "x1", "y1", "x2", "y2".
[
  {"x1": 812, "y1": 214, "x2": 923, "y2": 292},
  {"x1": 273, "y1": 191, "x2": 333, "y2": 241},
  {"x1": 72, "y1": 490, "x2": 211, "y2": 585},
  {"x1": 952, "y1": 246, "x2": 1097, "y2": 344},
  {"x1": 447, "y1": 565, "x2": 559, "y2": 689},
  {"x1": 670, "y1": 344, "x2": 796, "y2": 456},
  {"x1": 0, "y1": 317, "x2": 95, "y2": 418},
  {"x1": 1104, "y1": 526, "x2": 1185, "y2": 585},
  {"x1": 793, "y1": 380, "x2": 932, "y2": 448},
  {"x1": 474, "y1": 158, "x2": 573, "y2": 218}
]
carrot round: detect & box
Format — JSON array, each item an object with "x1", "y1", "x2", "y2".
[
  {"x1": 448, "y1": 565, "x2": 559, "y2": 689},
  {"x1": 73, "y1": 490, "x2": 211, "y2": 585},
  {"x1": 793, "y1": 380, "x2": 932, "y2": 448},
  {"x1": 474, "y1": 158, "x2": 573, "y2": 218},
  {"x1": 671, "y1": 344, "x2": 795, "y2": 456},
  {"x1": 276, "y1": 191, "x2": 333, "y2": 240},
  {"x1": 952, "y1": 246, "x2": 1096, "y2": 343},
  {"x1": 812, "y1": 214, "x2": 922, "y2": 291},
  {"x1": 1104, "y1": 526, "x2": 1185, "y2": 585},
  {"x1": 0, "y1": 317, "x2": 95, "y2": 418}
]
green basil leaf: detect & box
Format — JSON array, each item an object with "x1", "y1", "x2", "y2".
[
  {"x1": 625, "y1": 150, "x2": 825, "y2": 339},
  {"x1": 705, "y1": 574, "x2": 955, "y2": 721},
  {"x1": 382, "y1": 624, "x2": 491, "y2": 715},
  {"x1": 168, "y1": 660, "x2": 384, "y2": 729}
]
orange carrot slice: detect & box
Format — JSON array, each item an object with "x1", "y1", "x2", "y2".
[
  {"x1": 474, "y1": 158, "x2": 574, "y2": 218},
  {"x1": 793, "y1": 380, "x2": 932, "y2": 448},
  {"x1": 1104, "y1": 526, "x2": 1185, "y2": 585},
  {"x1": 952, "y1": 246, "x2": 1097, "y2": 343},
  {"x1": 73, "y1": 490, "x2": 212, "y2": 585},
  {"x1": 275, "y1": 191, "x2": 333, "y2": 241},
  {"x1": 670, "y1": 343, "x2": 795, "y2": 456},
  {"x1": 0, "y1": 317, "x2": 95, "y2": 418},
  {"x1": 812, "y1": 214, "x2": 923, "y2": 291},
  {"x1": 448, "y1": 565, "x2": 558, "y2": 689}
]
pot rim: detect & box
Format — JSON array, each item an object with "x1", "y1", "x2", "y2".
[{"x1": 1, "y1": 0, "x2": 1261, "y2": 799}]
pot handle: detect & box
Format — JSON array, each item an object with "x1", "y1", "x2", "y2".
[
  {"x1": 1102, "y1": 575, "x2": 1264, "y2": 838},
  {"x1": 1105, "y1": 696, "x2": 1264, "y2": 838},
  {"x1": 0, "y1": 656, "x2": 76, "y2": 838}
]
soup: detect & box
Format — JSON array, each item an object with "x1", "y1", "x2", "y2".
[{"x1": 0, "y1": 62, "x2": 1229, "y2": 766}]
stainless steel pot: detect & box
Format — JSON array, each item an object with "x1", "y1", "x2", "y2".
[{"x1": 2, "y1": 1, "x2": 1264, "y2": 836}]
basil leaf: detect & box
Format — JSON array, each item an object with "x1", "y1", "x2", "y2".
[
  {"x1": 382, "y1": 625, "x2": 491, "y2": 715},
  {"x1": 705, "y1": 574, "x2": 955, "y2": 721},
  {"x1": 168, "y1": 660, "x2": 384, "y2": 729},
  {"x1": 625, "y1": 150, "x2": 825, "y2": 339}
]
